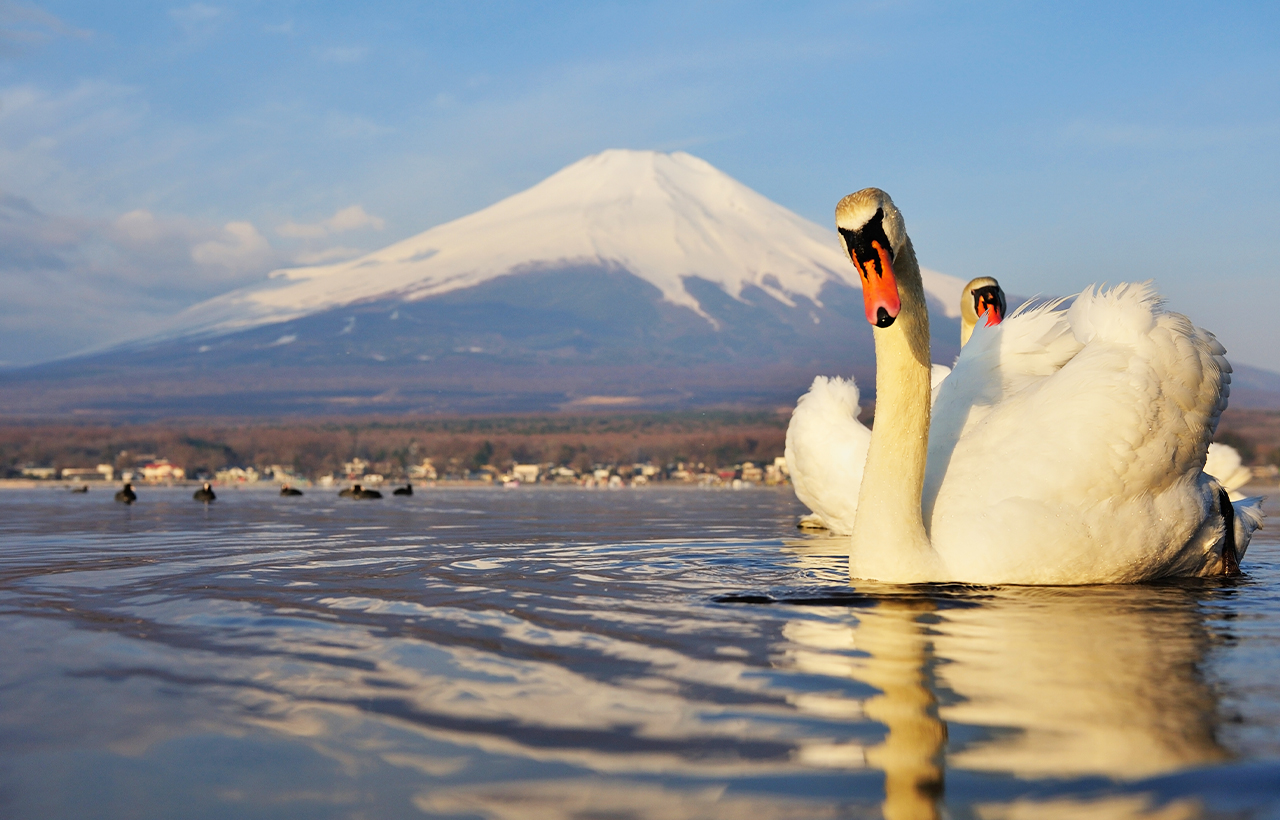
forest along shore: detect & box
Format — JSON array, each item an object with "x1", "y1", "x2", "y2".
[{"x1": 2, "y1": 407, "x2": 1276, "y2": 490}]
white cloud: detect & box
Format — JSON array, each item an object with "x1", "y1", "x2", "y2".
[
  {"x1": 0, "y1": 196, "x2": 284, "y2": 364},
  {"x1": 276, "y1": 204, "x2": 384, "y2": 238},
  {"x1": 113, "y1": 208, "x2": 185, "y2": 245},
  {"x1": 191, "y1": 221, "x2": 274, "y2": 270}
]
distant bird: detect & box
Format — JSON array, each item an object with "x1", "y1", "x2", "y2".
[
  {"x1": 340, "y1": 483, "x2": 382, "y2": 499},
  {"x1": 392, "y1": 483, "x2": 413, "y2": 496},
  {"x1": 70, "y1": 485, "x2": 89, "y2": 494},
  {"x1": 280, "y1": 484, "x2": 304, "y2": 496},
  {"x1": 114, "y1": 483, "x2": 136, "y2": 504},
  {"x1": 193, "y1": 483, "x2": 216, "y2": 503}
]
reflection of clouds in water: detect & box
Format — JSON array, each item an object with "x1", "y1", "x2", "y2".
[
  {"x1": 414, "y1": 778, "x2": 852, "y2": 820},
  {"x1": 6, "y1": 488, "x2": 1268, "y2": 818},
  {"x1": 976, "y1": 794, "x2": 1204, "y2": 820}
]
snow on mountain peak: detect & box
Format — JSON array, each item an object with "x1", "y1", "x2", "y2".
[{"x1": 164, "y1": 149, "x2": 965, "y2": 336}]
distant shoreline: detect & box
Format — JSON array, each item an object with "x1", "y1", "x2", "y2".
[{"x1": 0, "y1": 479, "x2": 788, "y2": 491}]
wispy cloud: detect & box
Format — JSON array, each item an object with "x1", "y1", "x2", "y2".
[
  {"x1": 277, "y1": 205, "x2": 384, "y2": 239},
  {"x1": 0, "y1": 3, "x2": 91, "y2": 53},
  {"x1": 292, "y1": 246, "x2": 362, "y2": 265},
  {"x1": 169, "y1": 3, "x2": 224, "y2": 35},
  {"x1": 0, "y1": 197, "x2": 284, "y2": 364},
  {"x1": 319, "y1": 45, "x2": 365, "y2": 64},
  {"x1": 323, "y1": 111, "x2": 393, "y2": 139},
  {"x1": 1062, "y1": 119, "x2": 1280, "y2": 151}
]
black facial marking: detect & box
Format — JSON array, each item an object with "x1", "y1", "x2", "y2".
[
  {"x1": 838, "y1": 207, "x2": 895, "y2": 278},
  {"x1": 875, "y1": 307, "x2": 895, "y2": 328},
  {"x1": 1220, "y1": 488, "x2": 1239, "y2": 576},
  {"x1": 971, "y1": 284, "x2": 1006, "y2": 320}
]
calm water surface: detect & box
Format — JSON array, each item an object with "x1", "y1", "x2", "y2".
[{"x1": 1, "y1": 485, "x2": 1279, "y2": 819}]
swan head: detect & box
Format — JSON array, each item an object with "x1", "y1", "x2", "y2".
[
  {"x1": 835, "y1": 188, "x2": 909, "y2": 328},
  {"x1": 960, "y1": 276, "x2": 1007, "y2": 346}
]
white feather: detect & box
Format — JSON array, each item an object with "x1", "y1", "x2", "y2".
[
  {"x1": 922, "y1": 282, "x2": 1263, "y2": 583},
  {"x1": 1204, "y1": 442, "x2": 1252, "y2": 501}
]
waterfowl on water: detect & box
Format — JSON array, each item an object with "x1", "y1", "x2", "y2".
[
  {"x1": 393, "y1": 483, "x2": 413, "y2": 496},
  {"x1": 340, "y1": 484, "x2": 382, "y2": 499},
  {"x1": 193, "y1": 483, "x2": 216, "y2": 503},
  {"x1": 70, "y1": 485, "x2": 89, "y2": 493},
  {"x1": 829, "y1": 187, "x2": 1261, "y2": 584},
  {"x1": 114, "y1": 483, "x2": 136, "y2": 504},
  {"x1": 786, "y1": 277, "x2": 1007, "y2": 534},
  {"x1": 280, "y1": 484, "x2": 304, "y2": 496}
]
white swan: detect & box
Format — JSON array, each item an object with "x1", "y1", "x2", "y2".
[
  {"x1": 786, "y1": 277, "x2": 1006, "y2": 534},
  {"x1": 837, "y1": 187, "x2": 1262, "y2": 584}
]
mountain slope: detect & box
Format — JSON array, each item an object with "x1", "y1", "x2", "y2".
[{"x1": 153, "y1": 149, "x2": 966, "y2": 340}]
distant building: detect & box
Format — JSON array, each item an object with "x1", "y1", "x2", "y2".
[
  {"x1": 142, "y1": 460, "x2": 185, "y2": 482},
  {"x1": 215, "y1": 466, "x2": 259, "y2": 483},
  {"x1": 60, "y1": 465, "x2": 114, "y2": 481},
  {"x1": 342, "y1": 458, "x2": 369, "y2": 478},
  {"x1": 512, "y1": 464, "x2": 540, "y2": 483},
  {"x1": 408, "y1": 459, "x2": 438, "y2": 480},
  {"x1": 21, "y1": 466, "x2": 57, "y2": 480}
]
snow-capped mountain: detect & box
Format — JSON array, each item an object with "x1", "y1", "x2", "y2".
[
  {"x1": 160, "y1": 150, "x2": 966, "y2": 339},
  {"x1": 4, "y1": 150, "x2": 983, "y2": 416}
]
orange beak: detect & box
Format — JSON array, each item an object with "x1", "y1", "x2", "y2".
[
  {"x1": 971, "y1": 285, "x2": 1007, "y2": 327},
  {"x1": 839, "y1": 208, "x2": 900, "y2": 328}
]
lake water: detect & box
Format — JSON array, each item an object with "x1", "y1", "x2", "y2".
[{"x1": 1, "y1": 485, "x2": 1279, "y2": 819}]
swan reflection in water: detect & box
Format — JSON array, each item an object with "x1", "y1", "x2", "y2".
[{"x1": 778, "y1": 538, "x2": 1231, "y2": 820}]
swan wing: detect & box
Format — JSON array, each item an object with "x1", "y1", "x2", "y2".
[
  {"x1": 929, "y1": 282, "x2": 1240, "y2": 583},
  {"x1": 784, "y1": 376, "x2": 870, "y2": 534},
  {"x1": 925, "y1": 296, "x2": 1081, "y2": 518}
]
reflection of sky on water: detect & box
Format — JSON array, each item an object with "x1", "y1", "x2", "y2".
[{"x1": 0, "y1": 487, "x2": 1277, "y2": 819}]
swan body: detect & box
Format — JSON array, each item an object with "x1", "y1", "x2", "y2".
[
  {"x1": 835, "y1": 188, "x2": 1262, "y2": 584},
  {"x1": 785, "y1": 278, "x2": 1005, "y2": 534}
]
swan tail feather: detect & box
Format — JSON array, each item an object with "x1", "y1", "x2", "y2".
[{"x1": 785, "y1": 375, "x2": 870, "y2": 535}]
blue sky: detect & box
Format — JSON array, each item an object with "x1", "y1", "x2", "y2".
[{"x1": 2, "y1": 1, "x2": 1278, "y2": 369}]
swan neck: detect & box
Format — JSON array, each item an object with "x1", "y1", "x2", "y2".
[{"x1": 851, "y1": 239, "x2": 938, "y2": 581}]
